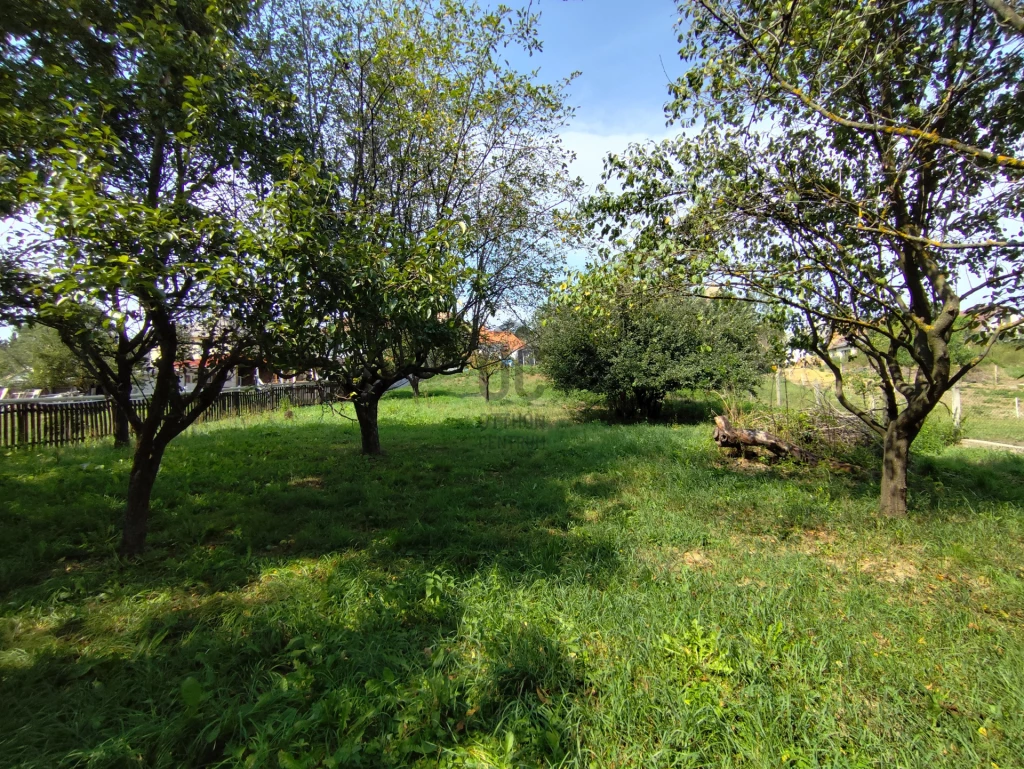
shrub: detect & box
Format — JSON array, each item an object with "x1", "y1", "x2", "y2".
[{"x1": 538, "y1": 296, "x2": 782, "y2": 419}]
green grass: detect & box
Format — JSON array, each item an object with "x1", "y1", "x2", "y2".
[
  {"x1": 952, "y1": 385, "x2": 1024, "y2": 446},
  {"x1": 985, "y1": 343, "x2": 1024, "y2": 381},
  {"x1": 2, "y1": 372, "x2": 1024, "y2": 768}
]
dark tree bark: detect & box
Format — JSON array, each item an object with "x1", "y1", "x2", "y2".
[
  {"x1": 112, "y1": 337, "x2": 135, "y2": 448},
  {"x1": 113, "y1": 407, "x2": 131, "y2": 448},
  {"x1": 112, "y1": 363, "x2": 132, "y2": 448},
  {"x1": 354, "y1": 394, "x2": 382, "y2": 455},
  {"x1": 115, "y1": 341, "x2": 240, "y2": 555},
  {"x1": 481, "y1": 372, "x2": 491, "y2": 402},
  {"x1": 119, "y1": 437, "x2": 166, "y2": 557},
  {"x1": 879, "y1": 417, "x2": 922, "y2": 518}
]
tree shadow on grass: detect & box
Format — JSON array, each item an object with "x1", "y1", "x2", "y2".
[
  {"x1": 567, "y1": 395, "x2": 721, "y2": 429},
  {"x1": 0, "y1": 552, "x2": 600, "y2": 767},
  {"x1": 3, "y1": 416, "x2": 1024, "y2": 766},
  {"x1": 703, "y1": 440, "x2": 1024, "y2": 537},
  {"x1": 0, "y1": 415, "x2": 654, "y2": 767},
  {"x1": 0, "y1": 562, "x2": 452, "y2": 766},
  {"x1": 910, "y1": 449, "x2": 1024, "y2": 512},
  {"x1": 0, "y1": 414, "x2": 641, "y2": 596}
]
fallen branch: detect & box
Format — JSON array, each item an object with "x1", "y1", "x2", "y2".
[{"x1": 713, "y1": 415, "x2": 820, "y2": 464}]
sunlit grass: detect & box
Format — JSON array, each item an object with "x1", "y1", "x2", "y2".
[{"x1": 2, "y1": 371, "x2": 1023, "y2": 767}]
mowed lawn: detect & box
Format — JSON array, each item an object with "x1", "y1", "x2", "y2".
[{"x1": 2, "y1": 373, "x2": 1024, "y2": 768}]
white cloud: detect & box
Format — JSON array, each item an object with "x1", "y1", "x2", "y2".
[
  {"x1": 554, "y1": 126, "x2": 680, "y2": 273},
  {"x1": 560, "y1": 127, "x2": 676, "y2": 195}
]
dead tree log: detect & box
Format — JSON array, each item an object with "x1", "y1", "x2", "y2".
[{"x1": 713, "y1": 416, "x2": 820, "y2": 464}]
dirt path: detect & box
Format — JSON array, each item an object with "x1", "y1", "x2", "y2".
[{"x1": 961, "y1": 438, "x2": 1024, "y2": 453}]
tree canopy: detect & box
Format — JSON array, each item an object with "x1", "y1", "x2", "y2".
[
  {"x1": 539, "y1": 292, "x2": 780, "y2": 420},
  {"x1": 257, "y1": 0, "x2": 580, "y2": 453},
  {"x1": 576, "y1": 0, "x2": 1024, "y2": 515},
  {"x1": 3, "y1": 0, "x2": 300, "y2": 553},
  {"x1": 0, "y1": 0, "x2": 579, "y2": 553}
]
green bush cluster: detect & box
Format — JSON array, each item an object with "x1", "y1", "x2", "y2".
[
  {"x1": 914, "y1": 414, "x2": 964, "y2": 454},
  {"x1": 538, "y1": 296, "x2": 782, "y2": 420}
]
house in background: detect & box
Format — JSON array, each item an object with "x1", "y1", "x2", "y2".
[
  {"x1": 478, "y1": 329, "x2": 529, "y2": 365},
  {"x1": 513, "y1": 339, "x2": 536, "y2": 366},
  {"x1": 174, "y1": 360, "x2": 317, "y2": 392},
  {"x1": 828, "y1": 335, "x2": 858, "y2": 362}
]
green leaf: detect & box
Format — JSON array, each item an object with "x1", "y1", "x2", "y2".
[{"x1": 181, "y1": 677, "x2": 204, "y2": 709}]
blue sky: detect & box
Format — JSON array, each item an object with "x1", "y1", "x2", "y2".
[
  {"x1": 500, "y1": 0, "x2": 687, "y2": 274},
  {"x1": 518, "y1": 0, "x2": 685, "y2": 191},
  {"x1": 528, "y1": 0, "x2": 683, "y2": 134}
]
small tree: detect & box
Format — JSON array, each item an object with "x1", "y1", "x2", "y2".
[
  {"x1": 584, "y1": 0, "x2": 1024, "y2": 515},
  {"x1": 469, "y1": 331, "x2": 520, "y2": 402},
  {"x1": 256, "y1": 165, "x2": 474, "y2": 454},
  {"x1": 540, "y1": 292, "x2": 777, "y2": 420},
  {"x1": 7, "y1": 0, "x2": 297, "y2": 555}
]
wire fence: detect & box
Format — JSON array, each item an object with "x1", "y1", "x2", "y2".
[
  {"x1": 0, "y1": 382, "x2": 344, "y2": 450},
  {"x1": 947, "y1": 383, "x2": 1023, "y2": 445},
  {"x1": 769, "y1": 366, "x2": 1023, "y2": 447}
]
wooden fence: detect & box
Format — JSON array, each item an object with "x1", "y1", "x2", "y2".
[{"x1": 0, "y1": 383, "x2": 340, "y2": 450}]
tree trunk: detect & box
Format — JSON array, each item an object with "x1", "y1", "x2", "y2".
[
  {"x1": 113, "y1": 373, "x2": 132, "y2": 448},
  {"x1": 113, "y1": 405, "x2": 131, "y2": 448},
  {"x1": 409, "y1": 375, "x2": 420, "y2": 397},
  {"x1": 880, "y1": 422, "x2": 912, "y2": 518},
  {"x1": 119, "y1": 439, "x2": 166, "y2": 556},
  {"x1": 354, "y1": 394, "x2": 382, "y2": 455},
  {"x1": 483, "y1": 373, "x2": 491, "y2": 402},
  {"x1": 713, "y1": 415, "x2": 820, "y2": 463}
]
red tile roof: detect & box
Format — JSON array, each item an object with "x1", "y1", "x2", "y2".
[{"x1": 479, "y1": 329, "x2": 525, "y2": 353}]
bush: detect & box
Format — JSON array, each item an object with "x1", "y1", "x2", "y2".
[
  {"x1": 914, "y1": 413, "x2": 962, "y2": 454},
  {"x1": 538, "y1": 295, "x2": 782, "y2": 420}
]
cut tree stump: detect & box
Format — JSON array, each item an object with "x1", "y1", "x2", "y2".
[{"x1": 712, "y1": 416, "x2": 820, "y2": 464}]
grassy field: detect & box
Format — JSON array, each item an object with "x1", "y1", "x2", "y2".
[{"x1": 2, "y1": 371, "x2": 1024, "y2": 768}]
